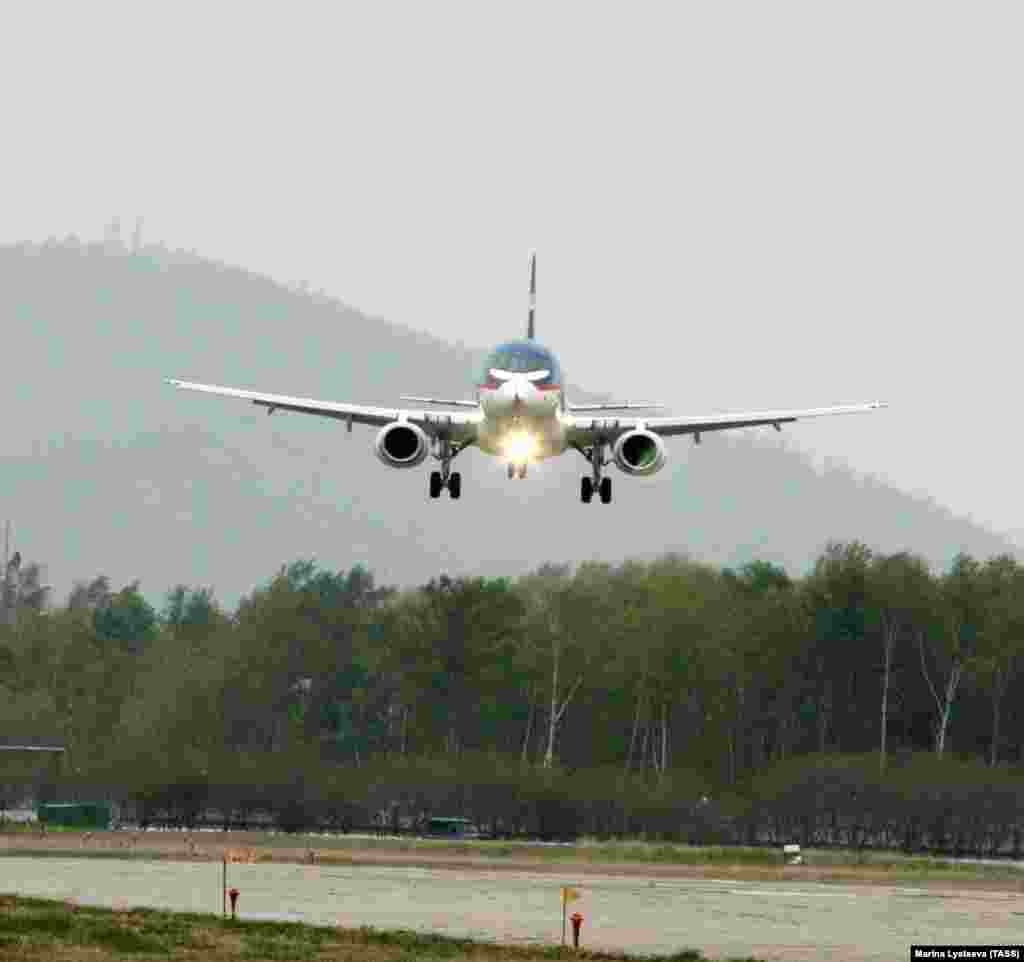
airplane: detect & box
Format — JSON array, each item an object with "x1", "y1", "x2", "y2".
[{"x1": 166, "y1": 253, "x2": 886, "y2": 504}]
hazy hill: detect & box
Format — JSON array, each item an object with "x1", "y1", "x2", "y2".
[{"x1": 0, "y1": 238, "x2": 1017, "y2": 608}]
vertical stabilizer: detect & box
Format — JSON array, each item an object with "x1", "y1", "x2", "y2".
[{"x1": 527, "y1": 251, "x2": 536, "y2": 339}]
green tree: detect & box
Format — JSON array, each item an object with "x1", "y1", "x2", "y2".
[
  {"x1": 161, "y1": 585, "x2": 229, "y2": 643},
  {"x1": 803, "y1": 542, "x2": 873, "y2": 755},
  {"x1": 643, "y1": 558, "x2": 724, "y2": 781},
  {"x1": 93, "y1": 581, "x2": 158, "y2": 651},
  {"x1": 969, "y1": 555, "x2": 1024, "y2": 766}
]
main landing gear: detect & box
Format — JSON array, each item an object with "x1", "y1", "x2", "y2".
[
  {"x1": 580, "y1": 476, "x2": 612, "y2": 504},
  {"x1": 576, "y1": 441, "x2": 612, "y2": 504},
  {"x1": 429, "y1": 437, "x2": 463, "y2": 500}
]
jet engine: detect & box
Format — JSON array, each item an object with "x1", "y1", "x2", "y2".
[
  {"x1": 375, "y1": 421, "x2": 430, "y2": 468},
  {"x1": 612, "y1": 429, "x2": 667, "y2": 476}
]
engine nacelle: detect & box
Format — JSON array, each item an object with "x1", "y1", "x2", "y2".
[
  {"x1": 375, "y1": 421, "x2": 429, "y2": 468},
  {"x1": 612, "y1": 429, "x2": 667, "y2": 476}
]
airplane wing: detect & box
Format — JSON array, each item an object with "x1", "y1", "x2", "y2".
[
  {"x1": 568, "y1": 401, "x2": 887, "y2": 440},
  {"x1": 165, "y1": 379, "x2": 481, "y2": 436},
  {"x1": 399, "y1": 396, "x2": 481, "y2": 408},
  {"x1": 567, "y1": 402, "x2": 664, "y2": 412}
]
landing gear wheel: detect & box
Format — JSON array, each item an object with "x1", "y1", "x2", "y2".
[
  {"x1": 429, "y1": 471, "x2": 443, "y2": 499},
  {"x1": 507, "y1": 463, "x2": 515, "y2": 480},
  {"x1": 449, "y1": 472, "x2": 461, "y2": 499},
  {"x1": 599, "y1": 476, "x2": 612, "y2": 504},
  {"x1": 581, "y1": 477, "x2": 593, "y2": 503},
  {"x1": 517, "y1": 463, "x2": 527, "y2": 479}
]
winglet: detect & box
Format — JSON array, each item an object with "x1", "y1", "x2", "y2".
[{"x1": 527, "y1": 250, "x2": 536, "y2": 340}]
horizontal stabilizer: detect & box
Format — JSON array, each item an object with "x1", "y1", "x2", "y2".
[
  {"x1": 399, "y1": 396, "x2": 480, "y2": 408},
  {"x1": 567, "y1": 402, "x2": 664, "y2": 412}
]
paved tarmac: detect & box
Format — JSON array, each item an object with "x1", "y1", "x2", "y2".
[{"x1": 3, "y1": 855, "x2": 1024, "y2": 961}]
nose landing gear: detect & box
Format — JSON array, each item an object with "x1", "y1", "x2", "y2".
[{"x1": 506, "y1": 462, "x2": 528, "y2": 479}]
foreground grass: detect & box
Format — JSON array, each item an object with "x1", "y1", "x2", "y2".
[{"x1": 0, "y1": 895, "x2": 764, "y2": 962}]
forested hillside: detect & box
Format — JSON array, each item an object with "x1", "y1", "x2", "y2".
[
  {"x1": 0, "y1": 237, "x2": 1017, "y2": 608},
  {"x1": 2, "y1": 544, "x2": 1023, "y2": 853}
]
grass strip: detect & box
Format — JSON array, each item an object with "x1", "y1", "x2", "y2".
[{"x1": 0, "y1": 894, "x2": 765, "y2": 962}]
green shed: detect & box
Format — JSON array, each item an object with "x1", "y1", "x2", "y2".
[
  {"x1": 423, "y1": 816, "x2": 480, "y2": 838},
  {"x1": 37, "y1": 802, "x2": 112, "y2": 829}
]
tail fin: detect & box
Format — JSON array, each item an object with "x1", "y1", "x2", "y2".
[{"x1": 526, "y1": 250, "x2": 536, "y2": 339}]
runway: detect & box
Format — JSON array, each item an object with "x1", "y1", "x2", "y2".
[{"x1": 2, "y1": 856, "x2": 1023, "y2": 961}]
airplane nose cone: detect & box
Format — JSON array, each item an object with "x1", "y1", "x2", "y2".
[
  {"x1": 502, "y1": 380, "x2": 524, "y2": 408},
  {"x1": 484, "y1": 377, "x2": 544, "y2": 416}
]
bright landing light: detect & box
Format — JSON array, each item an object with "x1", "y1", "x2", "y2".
[{"x1": 502, "y1": 431, "x2": 538, "y2": 463}]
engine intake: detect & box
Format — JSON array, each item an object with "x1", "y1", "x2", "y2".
[
  {"x1": 612, "y1": 429, "x2": 667, "y2": 476},
  {"x1": 375, "y1": 421, "x2": 429, "y2": 468}
]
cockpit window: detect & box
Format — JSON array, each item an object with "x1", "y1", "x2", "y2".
[{"x1": 480, "y1": 341, "x2": 562, "y2": 384}]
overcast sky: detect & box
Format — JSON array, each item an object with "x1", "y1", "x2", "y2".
[{"x1": 4, "y1": 2, "x2": 1022, "y2": 539}]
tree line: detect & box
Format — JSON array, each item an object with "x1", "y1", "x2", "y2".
[{"x1": 2, "y1": 543, "x2": 1024, "y2": 851}]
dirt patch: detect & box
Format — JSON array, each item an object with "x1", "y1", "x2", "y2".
[{"x1": 4, "y1": 831, "x2": 1023, "y2": 891}]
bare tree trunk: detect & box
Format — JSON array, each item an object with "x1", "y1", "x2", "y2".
[
  {"x1": 543, "y1": 635, "x2": 561, "y2": 769},
  {"x1": 935, "y1": 671, "x2": 958, "y2": 757},
  {"x1": 880, "y1": 618, "x2": 896, "y2": 772},
  {"x1": 521, "y1": 685, "x2": 536, "y2": 766},
  {"x1": 544, "y1": 680, "x2": 577, "y2": 770},
  {"x1": 401, "y1": 705, "x2": 409, "y2": 757},
  {"x1": 934, "y1": 668, "x2": 961, "y2": 757},
  {"x1": 917, "y1": 629, "x2": 963, "y2": 758},
  {"x1": 659, "y1": 701, "x2": 669, "y2": 777},
  {"x1": 625, "y1": 689, "x2": 645, "y2": 773},
  {"x1": 542, "y1": 641, "x2": 583, "y2": 769}
]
